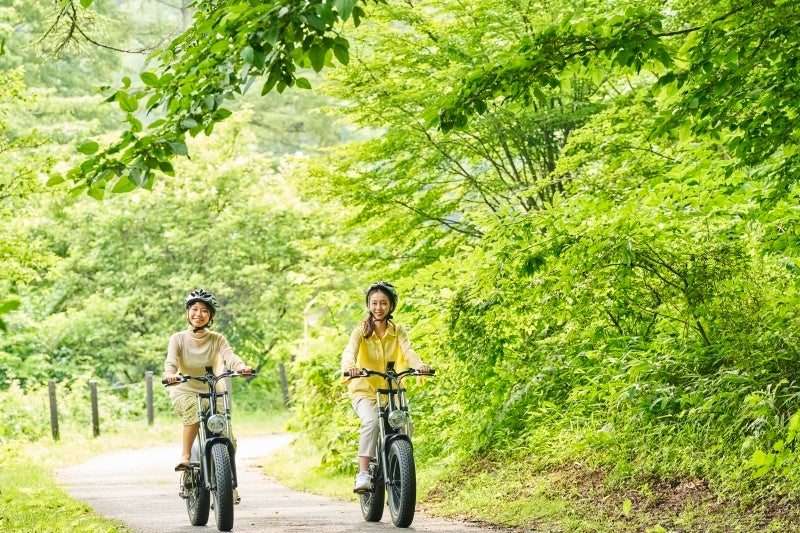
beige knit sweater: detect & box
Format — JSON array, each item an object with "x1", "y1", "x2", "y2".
[{"x1": 164, "y1": 326, "x2": 247, "y2": 397}]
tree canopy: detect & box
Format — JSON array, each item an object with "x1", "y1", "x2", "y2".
[{"x1": 3, "y1": 0, "x2": 800, "y2": 529}]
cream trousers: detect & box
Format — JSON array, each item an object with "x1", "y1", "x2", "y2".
[{"x1": 352, "y1": 397, "x2": 380, "y2": 458}]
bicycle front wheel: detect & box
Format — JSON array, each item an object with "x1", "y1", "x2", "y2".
[
  {"x1": 386, "y1": 439, "x2": 416, "y2": 528},
  {"x1": 210, "y1": 442, "x2": 234, "y2": 531}
]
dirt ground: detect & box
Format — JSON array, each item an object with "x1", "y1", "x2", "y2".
[{"x1": 56, "y1": 434, "x2": 511, "y2": 533}]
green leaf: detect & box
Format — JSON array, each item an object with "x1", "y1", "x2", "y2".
[
  {"x1": 241, "y1": 46, "x2": 255, "y2": 64},
  {"x1": 307, "y1": 14, "x2": 326, "y2": 32},
  {"x1": 213, "y1": 108, "x2": 233, "y2": 120},
  {"x1": 111, "y1": 177, "x2": 137, "y2": 193},
  {"x1": 140, "y1": 71, "x2": 160, "y2": 87},
  {"x1": 333, "y1": 42, "x2": 350, "y2": 65},
  {"x1": 622, "y1": 499, "x2": 632, "y2": 516},
  {"x1": 309, "y1": 45, "x2": 326, "y2": 72},
  {"x1": 169, "y1": 140, "x2": 189, "y2": 156},
  {"x1": 117, "y1": 92, "x2": 138, "y2": 112},
  {"x1": 0, "y1": 296, "x2": 20, "y2": 315},
  {"x1": 87, "y1": 186, "x2": 105, "y2": 201},
  {"x1": 77, "y1": 141, "x2": 100, "y2": 155},
  {"x1": 262, "y1": 71, "x2": 279, "y2": 95},
  {"x1": 80, "y1": 0, "x2": 93, "y2": 7},
  {"x1": 296, "y1": 77, "x2": 312, "y2": 89},
  {"x1": 159, "y1": 161, "x2": 175, "y2": 176},
  {"x1": 335, "y1": 0, "x2": 356, "y2": 21},
  {"x1": 46, "y1": 174, "x2": 66, "y2": 187},
  {"x1": 180, "y1": 117, "x2": 199, "y2": 129}
]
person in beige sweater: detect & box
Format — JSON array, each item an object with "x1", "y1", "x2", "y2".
[{"x1": 164, "y1": 289, "x2": 252, "y2": 471}]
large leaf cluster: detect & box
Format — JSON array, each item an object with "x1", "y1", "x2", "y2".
[{"x1": 57, "y1": 0, "x2": 375, "y2": 196}]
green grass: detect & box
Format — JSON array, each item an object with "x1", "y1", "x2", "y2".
[
  {"x1": 258, "y1": 432, "x2": 800, "y2": 533},
  {"x1": 0, "y1": 457, "x2": 130, "y2": 533},
  {"x1": 8, "y1": 405, "x2": 795, "y2": 533}
]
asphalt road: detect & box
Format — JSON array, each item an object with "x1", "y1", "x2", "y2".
[{"x1": 56, "y1": 434, "x2": 512, "y2": 533}]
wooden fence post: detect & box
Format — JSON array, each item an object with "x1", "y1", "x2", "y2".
[
  {"x1": 48, "y1": 380, "x2": 59, "y2": 441},
  {"x1": 90, "y1": 380, "x2": 100, "y2": 437},
  {"x1": 145, "y1": 371, "x2": 154, "y2": 426},
  {"x1": 279, "y1": 362, "x2": 290, "y2": 408}
]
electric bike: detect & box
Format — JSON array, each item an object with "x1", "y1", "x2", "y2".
[
  {"x1": 162, "y1": 366, "x2": 254, "y2": 532},
  {"x1": 346, "y1": 362, "x2": 435, "y2": 528}
]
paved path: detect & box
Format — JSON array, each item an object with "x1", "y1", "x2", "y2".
[{"x1": 56, "y1": 434, "x2": 510, "y2": 532}]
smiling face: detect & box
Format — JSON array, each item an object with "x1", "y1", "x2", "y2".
[
  {"x1": 368, "y1": 289, "x2": 394, "y2": 322},
  {"x1": 187, "y1": 301, "x2": 211, "y2": 329}
]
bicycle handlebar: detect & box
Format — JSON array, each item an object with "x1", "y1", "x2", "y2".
[
  {"x1": 161, "y1": 369, "x2": 257, "y2": 386},
  {"x1": 344, "y1": 367, "x2": 435, "y2": 379}
]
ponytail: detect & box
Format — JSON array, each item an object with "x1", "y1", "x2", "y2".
[{"x1": 361, "y1": 315, "x2": 376, "y2": 339}]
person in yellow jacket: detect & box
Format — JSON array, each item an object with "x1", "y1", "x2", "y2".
[{"x1": 341, "y1": 281, "x2": 431, "y2": 492}]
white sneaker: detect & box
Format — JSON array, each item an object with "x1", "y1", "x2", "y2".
[{"x1": 353, "y1": 471, "x2": 372, "y2": 492}]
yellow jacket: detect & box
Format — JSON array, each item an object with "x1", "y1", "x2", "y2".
[{"x1": 340, "y1": 321, "x2": 424, "y2": 400}]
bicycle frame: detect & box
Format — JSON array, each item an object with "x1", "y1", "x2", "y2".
[
  {"x1": 373, "y1": 370, "x2": 413, "y2": 484},
  {"x1": 164, "y1": 366, "x2": 254, "y2": 531},
  {"x1": 348, "y1": 363, "x2": 434, "y2": 527},
  {"x1": 194, "y1": 369, "x2": 238, "y2": 491}
]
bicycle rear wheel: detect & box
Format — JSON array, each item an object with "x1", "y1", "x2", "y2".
[
  {"x1": 359, "y1": 461, "x2": 385, "y2": 522},
  {"x1": 183, "y1": 466, "x2": 210, "y2": 526}
]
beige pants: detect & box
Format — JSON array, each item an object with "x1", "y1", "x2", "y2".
[{"x1": 352, "y1": 397, "x2": 380, "y2": 458}]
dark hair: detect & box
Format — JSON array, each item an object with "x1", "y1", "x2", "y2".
[{"x1": 362, "y1": 281, "x2": 398, "y2": 338}]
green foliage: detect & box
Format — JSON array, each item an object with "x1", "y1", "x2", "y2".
[
  {"x1": 6, "y1": 0, "x2": 800, "y2": 529},
  {"x1": 288, "y1": 356, "x2": 359, "y2": 474},
  {"x1": 58, "y1": 0, "x2": 381, "y2": 195},
  {"x1": 0, "y1": 383, "x2": 50, "y2": 442}
]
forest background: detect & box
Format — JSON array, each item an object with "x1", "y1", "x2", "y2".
[{"x1": 2, "y1": 0, "x2": 800, "y2": 531}]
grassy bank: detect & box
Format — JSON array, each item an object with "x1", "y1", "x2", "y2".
[
  {"x1": 259, "y1": 433, "x2": 800, "y2": 533},
  {"x1": 0, "y1": 409, "x2": 290, "y2": 533},
  {"x1": 0, "y1": 419, "x2": 172, "y2": 533}
]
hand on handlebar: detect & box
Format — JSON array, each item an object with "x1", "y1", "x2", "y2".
[
  {"x1": 344, "y1": 366, "x2": 435, "y2": 378},
  {"x1": 162, "y1": 373, "x2": 185, "y2": 385},
  {"x1": 346, "y1": 367, "x2": 364, "y2": 378}
]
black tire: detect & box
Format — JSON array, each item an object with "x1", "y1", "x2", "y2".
[
  {"x1": 387, "y1": 439, "x2": 416, "y2": 528},
  {"x1": 210, "y1": 442, "x2": 235, "y2": 531},
  {"x1": 359, "y1": 460, "x2": 385, "y2": 522},
  {"x1": 183, "y1": 467, "x2": 210, "y2": 526}
]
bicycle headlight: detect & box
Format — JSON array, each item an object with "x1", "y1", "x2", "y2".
[
  {"x1": 206, "y1": 414, "x2": 226, "y2": 434},
  {"x1": 388, "y1": 409, "x2": 409, "y2": 430}
]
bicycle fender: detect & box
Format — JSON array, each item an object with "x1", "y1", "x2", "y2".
[{"x1": 201, "y1": 437, "x2": 238, "y2": 489}]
